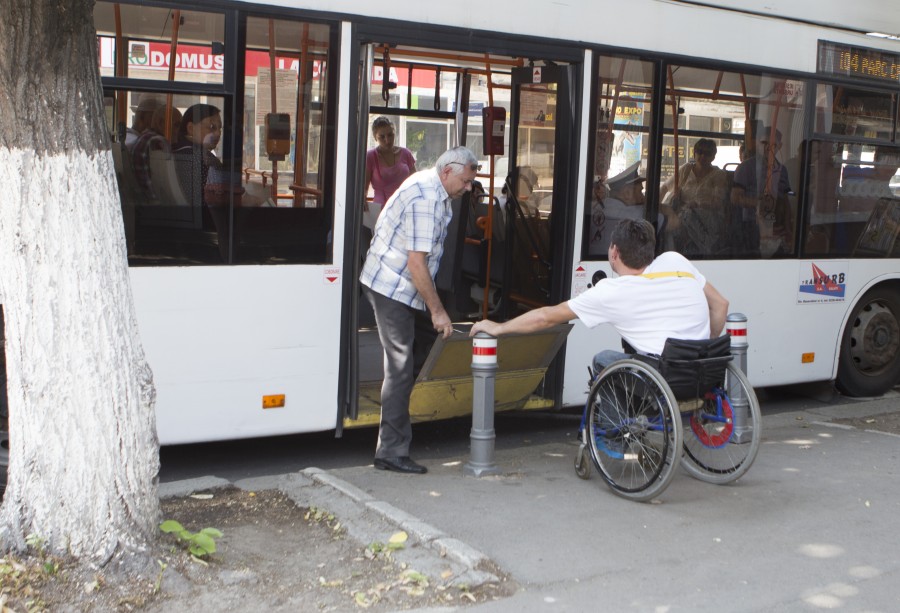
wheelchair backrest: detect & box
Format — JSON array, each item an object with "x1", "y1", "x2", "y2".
[{"x1": 659, "y1": 336, "x2": 732, "y2": 400}]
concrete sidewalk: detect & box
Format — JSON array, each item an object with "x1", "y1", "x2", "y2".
[
  {"x1": 315, "y1": 395, "x2": 900, "y2": 611},
  {"x1": 160, "y1": 393, "x2": 900, "y2": 611}
]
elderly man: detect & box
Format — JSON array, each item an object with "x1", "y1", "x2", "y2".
[{"x1": 361, "y1": 146, "x2": 480, "y2": 474}]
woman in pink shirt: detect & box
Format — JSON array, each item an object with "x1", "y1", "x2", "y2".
[{"x1": 363, "y1": 116, "x2": 417, "y2": 231}]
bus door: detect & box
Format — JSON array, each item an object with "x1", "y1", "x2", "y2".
[
  {"x1": 501, "y1": 64, "x2": 577, "y2": 320},
  {"x1": 343, "y1": 46, "x2": 578, "y2": 429}
]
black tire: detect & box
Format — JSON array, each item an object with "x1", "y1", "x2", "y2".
[
  {"x1": 585, "y1": 360, "x2": 682, "y2": 502},
  {"x1": 836, "y1": 286, "x2": 900, "y2": 397}
]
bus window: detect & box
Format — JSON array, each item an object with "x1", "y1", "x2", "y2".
[
  {"x1": 659, "y1": 67, "x2": 806, "y2": 260},
  {"x1": 105, "y1": 90, "x2": 230, "y2": 265},
  {"x1": 94, "y1": 3, "x2": 225, "y2": 85},
  {"x1": 235, "y1": 17, "x2": 333, "y2": 264},
  {"x1": 585, "y1": 56, "x2": 655, "y2": 259},
  {"x1": 805, "y1": 141, "x2": 900, "y2": 257},
  {"x1": 815, "y1": 85, "x2": 897, "y2": 141}
]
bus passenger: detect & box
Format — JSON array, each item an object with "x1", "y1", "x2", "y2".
[
  {"x1": 132, "y1": 106, "x2": 182, "y2": 200},
  {"x1": 360, "y1": 146, "x2": 479, "y2": 474},
  {"x1": 470, "y1": 218, "x2": 729, "y2": 374},
  {"x1": 125, "y1": 97, "x2": 161, "y2": 150},
  {"x1": 363, "y1": 117, "x2": 417, "y2": 243},
  {"x1": 660, "y1": 139, "x2": 730, "y2": 257},
  {"x1": 173, "y1": 104, "x2": 224, "y2": 207},
  {"x1": 589, "y1": 163, "x2": 663, "y2": 256},
  {"x1": 731, "y1": 126, "x2": 792, "y2": 257}
]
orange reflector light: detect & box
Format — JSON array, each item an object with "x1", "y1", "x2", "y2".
[
  {"x1": 262, "y1": 394, "x2": 286, "y2": 409},
  {"x1": 801, "y1": 353, "x2": 815, "y2": 364}
]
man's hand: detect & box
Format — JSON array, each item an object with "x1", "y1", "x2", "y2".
[
  {"x1": 470, "y1": 319, "x2": 502, "y2": 337},
  {"x1": 432, "y1": 310, "x2": 452, "y2": 340}
]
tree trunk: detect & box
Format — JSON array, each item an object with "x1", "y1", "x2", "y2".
[{"x1": 0, "y1": 0, "x2": 159, "y2": 564}]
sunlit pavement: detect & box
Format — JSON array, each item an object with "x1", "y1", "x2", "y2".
[{"x1": 323, "y1": 395, "x2": 900, "y2": 612}]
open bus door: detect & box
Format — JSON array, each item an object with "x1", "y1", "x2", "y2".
[
  {"x1": 342, "y1": 48, "x2": 578, "y2": 432},
  {"x1": 499, "y1": 64, "x2": 577, "y2": 319}
]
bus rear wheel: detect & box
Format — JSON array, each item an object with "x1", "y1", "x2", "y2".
[{"x1": 836, "y1": 286, "x2": 900, "y2": 397}]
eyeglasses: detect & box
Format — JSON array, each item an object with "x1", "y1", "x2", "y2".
[{"x1": 448, "y1": 161, "x2": 482, "y2": 172}]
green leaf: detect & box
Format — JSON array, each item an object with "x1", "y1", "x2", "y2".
[
  {"x1": 159, "y1": 520, "x2": 185, "y2": 534},
  {"x1": 191, "y1": 533, "x2": 217, "y2": 555},
  {"x1": 199, "y1": 527, "x2": 223, "y2": 539}
]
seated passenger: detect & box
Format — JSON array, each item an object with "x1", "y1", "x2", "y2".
[
  {"x1": 471, "y1": 218, "x2": 729, "y2": 374},
  {"x1": 173, "y1": 103, "x2": 224, "y2": 208},
  {"x1": 132, "y1": 106, "x2": 182, "y2": 201},
  {"x1": 660, "y1": 139, "x2": 730, "y2": 257},
  {"x1": 589, "y1": 163, "x2": 663, "y2": 256},
  {"x1": 125, "y1": 96, "x2": 161, "y2": 150}
]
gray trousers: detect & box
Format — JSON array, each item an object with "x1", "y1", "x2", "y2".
[
  {"x1": 592, "y1": 349, "x2": 630, "y2": 375},
  {"x1": 364, "y1": 287, "x2": 417, "y2": 459}
]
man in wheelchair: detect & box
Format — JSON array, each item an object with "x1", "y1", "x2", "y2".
[{"x1": 469, "y1": 218, "x2": 729, "y2": 369}]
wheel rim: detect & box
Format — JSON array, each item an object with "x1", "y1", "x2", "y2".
[
  {"x1": 689, "y1": 392, "x2": 734, "y2": 449},
  {"x1": 849, "y1": 299, "x2": 900, "y2": 375}
]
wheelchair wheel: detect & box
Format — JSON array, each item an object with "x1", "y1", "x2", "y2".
[
  {"x1": 585, "y1": 359, "x2": 682, "y2": 502},
  {"x1": 681, "y1": 362, "x2": 761, "y2": 484}
]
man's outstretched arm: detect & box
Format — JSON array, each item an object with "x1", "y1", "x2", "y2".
[
  {"x1": 470, "y1": 302, "x2": 577, "y2": 337},
  {"x1": 704, "y1": 281, "x2": 729, "y2": 338}
]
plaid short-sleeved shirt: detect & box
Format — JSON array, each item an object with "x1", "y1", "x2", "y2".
[{"x1": 360, "y1": 168, "x2": 453, "y2": 310}]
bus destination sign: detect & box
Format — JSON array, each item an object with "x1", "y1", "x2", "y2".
[{"x1": 817, "y1": 41, "x2": 900, "y2": 85}]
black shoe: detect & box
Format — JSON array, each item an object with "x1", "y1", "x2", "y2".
[{"x1": 374, "y1": 456, "x2": 428, "y2": 474}]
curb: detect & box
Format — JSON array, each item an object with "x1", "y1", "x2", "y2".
[
  {"x1": 302, "y1": 468, "x2": 492, "y2": 570},
  {"x1": 158, "y1": 468, "x2": 499, "y2": 588}
]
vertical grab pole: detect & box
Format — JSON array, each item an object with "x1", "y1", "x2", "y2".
[
  {"x1": 726, "y1": 313, "x2": 752, "y2": 444},
  {"x1": 464, "y1": 333, "x2": 501, "y2": 477}
]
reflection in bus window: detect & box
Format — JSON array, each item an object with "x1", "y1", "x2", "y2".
[
  {"x1": 96, "y1": 3, "x2": 336, "y2": 266},
  {"x1": 94, "y1": 3, "x2": 226, "y2": 84},
  {"x1": 815, "y1": 85, "x2": 897, "y2": 141},
  {"x1": 653, "y1": 66, "x2": 805, "y2": 259},
  {"x1": 805, "y1": 142, "x2": 900, "y2": 257},
  {"x1": 585, "y1": 56, "x2": 654, "y2": 259},
  {"x1": 236, "y1": 17, "x2": 333, "y2": 264},
  {"x1": 106, "y1": 91, "x2": 229, "y2": 265}
]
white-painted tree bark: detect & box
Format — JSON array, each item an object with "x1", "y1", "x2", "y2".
[{"x1": 0, "y1": 0, "x2": 159, "y2": 564}]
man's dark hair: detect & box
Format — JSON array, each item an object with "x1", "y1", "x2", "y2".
[{"x1": 610, "y1": 219, "x2": 655, "y2": 269}]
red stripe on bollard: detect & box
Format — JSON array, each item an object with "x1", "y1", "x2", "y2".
[{"x1": 473, "y1": 347, "x2": 497, "y2": 355}]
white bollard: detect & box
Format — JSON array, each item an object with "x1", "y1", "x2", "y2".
[{"x1": 464, "y1": 333, "x2": 501, "y2": 477}]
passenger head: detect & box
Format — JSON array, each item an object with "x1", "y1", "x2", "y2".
[
  {"x1": 179, "y1": 104, "x2": 222, "y2": 151},
  {"x1": 133, "y1": 97, "x2": 161, "y2": 132},
  {"x1": 693, "y1": 138, "x2": 717, "y2": 168},
  {"x1": 607, "y1": 163, "x2": 645, "y2": 206},
  {"x1": 436, "y1": 147, "x2": 479, "y2": 198},
  {"x1": 757, "y1": 126, "x2": 782, "y2": 156},
  {"x1": 609, "y1": 219, "x2": 655, "y2": 270},
  {"x1": 150, "y1": 106, "x2": 183, "y2": 142},
  {"x1": 371, "y1": 116, "x2": 396, "y2": 151}
]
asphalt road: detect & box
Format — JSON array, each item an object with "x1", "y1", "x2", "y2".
[{"x1": 158, "y1": 381, "x2": 850, "y2": 484}]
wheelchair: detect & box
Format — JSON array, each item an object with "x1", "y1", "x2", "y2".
[{"x1": 574, "y1": 336, "x2": 761, "y2": 502}]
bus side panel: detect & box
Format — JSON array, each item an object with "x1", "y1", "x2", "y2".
[{"x1": 131, "y1": 266, "x2": 343, "y2": 444}]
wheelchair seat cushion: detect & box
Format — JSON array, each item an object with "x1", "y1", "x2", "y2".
[{"x1": 659, "y1": 336, "x2": 732, "y2": 400}]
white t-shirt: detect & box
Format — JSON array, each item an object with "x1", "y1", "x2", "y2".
[{"x1": 568, "y1": 251, "x2": 710, "y2": 355}]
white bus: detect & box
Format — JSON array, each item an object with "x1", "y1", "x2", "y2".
[{"x1": 89, "y1": 0, "x2": 900, "y2": 444}]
